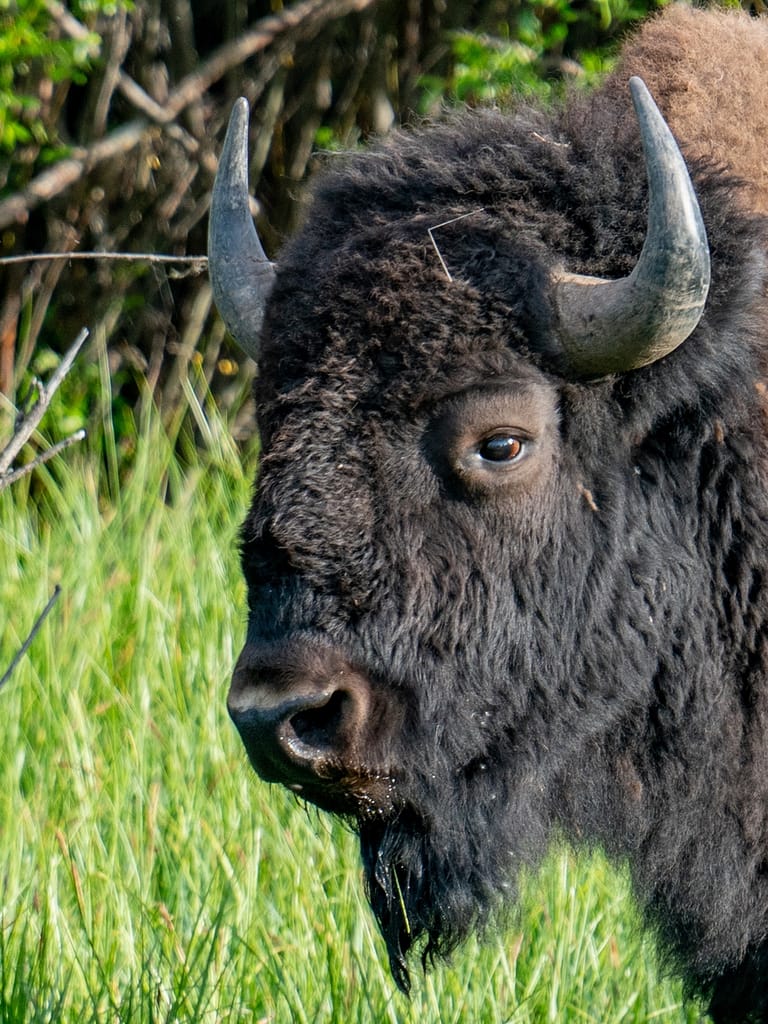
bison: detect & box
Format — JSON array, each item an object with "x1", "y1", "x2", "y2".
[{"x1": 208, "y1": 6, "x2": 768, "y2": 1022}]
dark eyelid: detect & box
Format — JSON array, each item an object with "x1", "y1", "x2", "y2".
[{"x1": 481, "y1": 427, "x2": 533, "y2": 442}]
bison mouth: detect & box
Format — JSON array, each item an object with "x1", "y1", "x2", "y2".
[{"x1": 283, "y1": 766, "x2": 398, "y2": 820}]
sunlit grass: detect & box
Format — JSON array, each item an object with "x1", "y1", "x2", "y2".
[{"x1": 1, "y1": 399, "x2": 702, "y2": 1023}]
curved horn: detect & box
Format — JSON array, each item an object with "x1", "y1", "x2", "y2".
[
  {"x1": 553, "y1": 77, "x2": 710, "y2": 377},
  {"x1": 208, "y1": 97, "x2": 276, "y2": 361}
]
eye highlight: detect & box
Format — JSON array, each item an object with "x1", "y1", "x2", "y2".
[{"x1": 477, "y1": 433, "x2": 524, "y2": 463}]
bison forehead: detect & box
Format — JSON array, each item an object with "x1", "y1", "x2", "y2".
[
  {"x1": 252, "y1": 116, "x2": 598, "y2": 417},
  {"x1": 254, "y1": 244, "x2": 559, "y2": 437}
]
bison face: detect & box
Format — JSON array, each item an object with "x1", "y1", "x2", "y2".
[{"x1": 210, "y1": 81, "x2": 712, "y2": 988}]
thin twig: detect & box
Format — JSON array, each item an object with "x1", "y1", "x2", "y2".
[
  {"x1": 0, "y1": 327, "x2": 89, "y2": 478},
  {"x1": 427, "y1": 208, "x2": 485, "y2": 282},
  {"x1": 0, "y1": 586, "x2": 61, "y2": 691},
  {"x1": 22, "y1": 224, "x2": 79, "y2": 385},
  {"x1": 0, "y1": 430, "x2": 87, "y2": 492},
  {"x1": 0, "y1": 252, "x2": 208, "y2": 270}
]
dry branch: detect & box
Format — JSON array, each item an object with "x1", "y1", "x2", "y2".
[
  {"x1": 0, "y1": 327, "x2": 89, "y2": 482},
  {"x1": 0, "y1": 430, "x2": 86, "y2": 490},
  {"x1": 0, "y1": 121, "x2": 148, "y2": 231},
  {"x1": 43, "y1": 0, "x2": 92, "y2": 43},
  {"x1": 0, "y1": 252, "x2": 208, "y2": 273}
]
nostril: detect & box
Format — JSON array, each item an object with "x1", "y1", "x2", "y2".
[
  {"x1": 228, "y1": 642, "x2": 377, "y2": 787},
  {"x1": 288, "y1": 690, "x2": 348, "y2": 752}
]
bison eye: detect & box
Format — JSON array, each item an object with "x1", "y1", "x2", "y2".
[{"x1": 477, "y1": 433, "x2": 524, "y2": 463}]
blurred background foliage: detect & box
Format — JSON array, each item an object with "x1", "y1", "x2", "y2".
[{"x1": 0, "y1": 0, "x2": 720, "y2": 480}]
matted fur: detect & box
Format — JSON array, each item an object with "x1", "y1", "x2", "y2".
[{"x1": 231, "y1": 7, "x2": 768, "y2": 1021}]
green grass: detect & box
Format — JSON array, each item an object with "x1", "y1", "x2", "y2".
[{"x1": 0, "y1": 401, "x2": 703, "y2": 1023}]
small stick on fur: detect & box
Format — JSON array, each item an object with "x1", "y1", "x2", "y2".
[
  {"x1": 427, "y1": 208, "x2": 485, "y2": 282},
  {"x1": 577, "y1": 482, "x2": 599, "y2": 512}
]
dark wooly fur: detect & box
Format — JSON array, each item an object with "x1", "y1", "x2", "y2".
[{"x1": 237, "y1": 7, "x2": 768, "y2": 1021}]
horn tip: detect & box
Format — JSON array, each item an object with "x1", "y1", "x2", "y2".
[
  {"x1": 628, "y1": 76, "x2": 658, "y2": 121},
  {"x1": 628, "y1": 75, "x2": 648, "y2": 96},
  {"x1": 224, "y1": 97, "x2": 251, "y2": 149},
  {"x1": 231, "y1": 96, "x2": 250, "y2": 123}
]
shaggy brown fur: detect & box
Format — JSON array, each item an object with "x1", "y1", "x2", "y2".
[{"x1": 608, "y1": 5, "x2": 768, "y2": 213}]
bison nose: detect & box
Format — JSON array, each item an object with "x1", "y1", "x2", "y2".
[{"x1": 227, "y1": 642, "x2": 373, "y2": 789}]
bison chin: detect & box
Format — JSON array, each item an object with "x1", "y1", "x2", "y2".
[
  {"x1": 358, "y1": 817, "x2": 478, "y2": 993},
  {"x1": 357, "y1": 764, "x2": 552, "y2": 993}
]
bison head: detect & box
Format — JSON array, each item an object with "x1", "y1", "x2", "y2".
[{"x1": 209, "y1": 80, "x2": 713, "y2": 988}]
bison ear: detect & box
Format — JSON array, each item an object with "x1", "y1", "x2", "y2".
[
  {"x1": 552, "y1": 77, "x2": 711, "y2": 377},
  {"x1": 208, "y1": 98, "x2": 276, "y2": 361}
]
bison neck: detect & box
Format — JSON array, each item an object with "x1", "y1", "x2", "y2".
[{"x1": 553, "y1": 430, "x2": 768, "y2": 1017}]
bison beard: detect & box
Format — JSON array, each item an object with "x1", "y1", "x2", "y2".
[
  {"x1": 359, "y1": 770, "x2": 550, "y2": 993},
  {"x1": 210, "y1": 6, "x2": 768, "y2": 1023},
  {"x1": 360, "y1": 813, "x2": 504, "y2": 994}
]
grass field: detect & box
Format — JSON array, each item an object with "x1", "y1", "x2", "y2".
[{"x1": 1, "y1": 398, "x2": 703, "y2": 1023}]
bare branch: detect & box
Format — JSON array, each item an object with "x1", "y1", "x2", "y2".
[
  {"x1": 43, "y1": 0, "x2": 91, "y2": 42},
  {"x1": 0, "y1": 430, "x2": 87, "y2": 492},
  {"x1": 116, "y1": 73, "x2": 175, "y2": 123},
  {"x1": 0, "y1": 252, "x2": 207, "y2": 271},
  {"x1": 0, "y1": 328, "x2": 89, "y2": 478},
  {"x1": 93, "y1": 7, "x2": 132, "y2": 137},
  {"x1": 0, "y1": 587, "x2": 61, "y2": 691},
  {"x1": 20, "y1": 224, "x2": 77, "y2": 381},
  {"x1": 0, "y1": 121, "x2": 148, "y2": 231}
]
